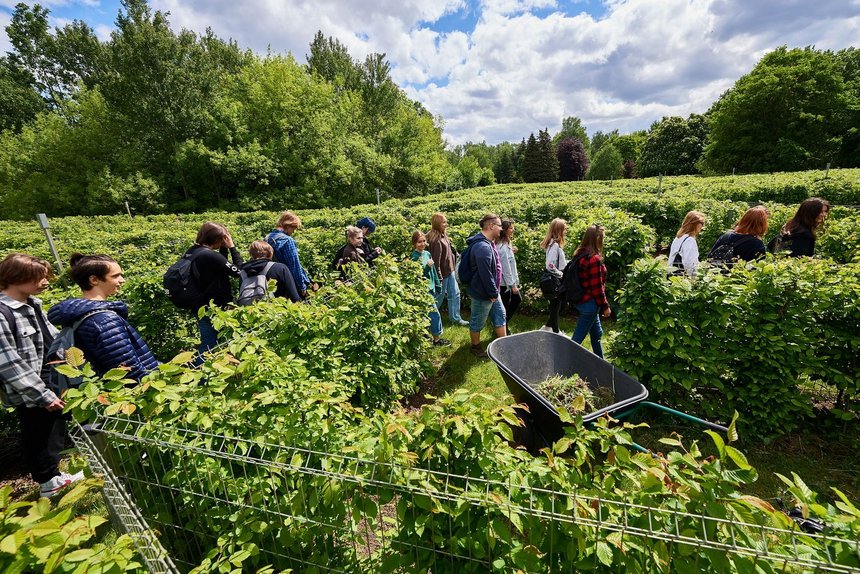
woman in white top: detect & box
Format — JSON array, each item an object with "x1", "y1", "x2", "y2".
[
  {"x1": 496, "y1": 220, "x2": 521, "y2": 333},
  {"x1": 668, "y1": 211, "x2": 705, "y2": 277},
  {"x1": 539, "y1": 218, "x2": 567, "y2": 333}
]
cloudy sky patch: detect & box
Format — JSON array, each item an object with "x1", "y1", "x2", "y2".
[{"x1": 1, "y1": 0, "x2": 858, "y2": 144}]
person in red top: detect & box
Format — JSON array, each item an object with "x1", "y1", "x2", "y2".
[{"x1": 570, "y1": 225, "x2": 611, "y2": 359}]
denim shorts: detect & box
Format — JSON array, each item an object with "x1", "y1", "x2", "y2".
[{"x1": 469, "y1": 297, "x2": 507, "y2": 331}]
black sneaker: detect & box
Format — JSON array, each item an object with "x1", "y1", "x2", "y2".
[
  {"x1": 433, "y1": 338, "x2": 452, "y2": 346},
  {"x1": 470, "y1": 345, "x2": 487, "y2": 358}
]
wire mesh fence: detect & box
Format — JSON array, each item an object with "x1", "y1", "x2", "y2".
[
  {"x1": 69, "y1": 421, "x2": 179, "y2": 574},
  {"x1": 79, "y1": 415, "x2": 860, "y2": 573}
]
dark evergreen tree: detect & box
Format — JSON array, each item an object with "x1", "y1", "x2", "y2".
[
  {"x1": 494, "y1": 147, "x2": 515, "y2": 183},
  {"x1": 520, "y1": 133, "x2": 540, "y2": 183},
  {"x1": 536, "y1": 128, "x2": 559, "y2": 182},
  {"x1": 557, "y1": 137, "x2": 588, "y2": 181}
]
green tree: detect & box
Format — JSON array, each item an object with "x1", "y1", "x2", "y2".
[
  {"x1": 553, "y1": 115, "x2": 590, "y2": 151},
  {"x1": 615, "y1": 130, "x2": 646, "y2": 163},
  {"x1": 520, "y1": 133, "x2": 540, "y2": 183},
  {"x1": 536, "y1": 128, "x2": 558, "y2": 182},
  {"x1": 835, "y1": 47, "x2": 860, "y2": 167},
  {"x1": 306, "y1": 31, "x2": 361, "y2": 91},
  {"x1": 0, "y1": 57, "x2": 46, "y2": 132},
  {"x1": 493, "y1": 143, "x2": 516, "y2": 183},
  {"x1": 5, "y1": 3, "x2": 104, "y2": 109},
  {"x1": 639, "y1": 115, "x2": 707, "y2": 176},
  {"x1": 587, "y1": 143, "x2": 623, "y2": 180},
  {"x1": 589, "y1": 129, "x2": 619, "y2": 157},
  {"x1": 702, "y1": 46, "x2": 846, "y2": 173}
]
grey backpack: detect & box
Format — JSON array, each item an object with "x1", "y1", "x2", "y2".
[{"x1": 238, "y1": 262, "x2": 276, "y2": 306}]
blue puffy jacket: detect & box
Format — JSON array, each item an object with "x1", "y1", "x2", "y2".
[{"x1": 46, "y1": 299, "x2": 159, "y2": 382}]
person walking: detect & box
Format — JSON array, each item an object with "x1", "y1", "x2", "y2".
[
  {"x1": 667, "y1": 211, "x2": 706, "y2": 277},
  {"x1": 570, "y1": 225, "x2": 611, "y2": 360},
  {"x1": 707, "y1": 206, "x2": 769, "y2": 265},
  {"x1": 240, "y1": 241, "x2": 303, "y2": 303},
  {"x1": 496, "y1": 219, "x2": 521, "y2": 332},
  {"x1": 540, "y1": 218, "x2": 568, "y2": 333},
  {"x1": 427, "y1": 213, "x2": 469, "y2": 326},
  {"x1": 266, "y1": 211, "x2": 312, "y2": 296},
  {"x1": 48, "y1": 254, "x2": 159, "y2": 381},
  {"x1": 464, "y1": 214, "x2": 507, "y2": 357},
  {"x1": 411, "y1": 231, "x2": 450, "y2": 346},
  {"x1": 769, "y1": 197, "x2": 830, "y2": 257},
  {"x1": 183, "y1": 222, "x2": 243, "y2": 363},
  {"x1": 0, "y1": 253, "x2": 84, "y2": 498}
]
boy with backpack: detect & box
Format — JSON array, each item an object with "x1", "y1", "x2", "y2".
[
  {"x1": 0, "y1": 253, "x2": 84, "y2": 498},
  {"x1": 239, "y1": 241, "x2": 303, "y2": 305}
]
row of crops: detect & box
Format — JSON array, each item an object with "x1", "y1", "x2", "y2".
[{"x1": 1, "y1": 170, "x2": 860, "y2": 571}]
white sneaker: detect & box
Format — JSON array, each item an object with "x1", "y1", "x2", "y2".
[
  {"x1": 538, "y1": 326, "x2": 553, "y2": 332},
  {"x1": 39, "y1": 471, "x2": 85, "y2": 498}
]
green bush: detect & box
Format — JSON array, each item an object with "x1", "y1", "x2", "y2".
[{"x1": 610, "y1": 257, "x2": 860, "y2": 438}]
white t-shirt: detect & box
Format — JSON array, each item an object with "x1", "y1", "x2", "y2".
[{"x1": 668, "y1": 234, "x2": 700, "y2": 276}]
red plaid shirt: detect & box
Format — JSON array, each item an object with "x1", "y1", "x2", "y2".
[{"x1": 576, "y1": 253, "x2": 608, "y2": 311}]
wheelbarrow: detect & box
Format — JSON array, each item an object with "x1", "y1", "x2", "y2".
[{"x1": 487, "y1": 331, "x2": 728, "y2": 453}]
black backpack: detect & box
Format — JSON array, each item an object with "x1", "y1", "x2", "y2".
[
  {"x1": 559, "y1": 252, "x2": 589, "y2": 304},
  {"x1": 45, "y1": 309, "x2": 113, "y2": 394},
  {"x1": 668, "y1": 236, "x2": 690, "y2": 277},
  {"x1": 163, "y1": 249, "x2": 204, "y2": 309},
  {"x1": 708, "y1": 234, "x2": 756, "y2": 267}
]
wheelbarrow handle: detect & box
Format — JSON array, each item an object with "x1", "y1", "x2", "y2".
[{"x1": 625, "y1": 401, "x2": 730, "y2": 433}]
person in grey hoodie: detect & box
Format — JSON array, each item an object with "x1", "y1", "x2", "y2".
[{"x1": 464, "y1": 214, "x2": 507, "y2": 357}]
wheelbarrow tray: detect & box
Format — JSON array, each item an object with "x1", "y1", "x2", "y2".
[{"x1": 487, "y1": 331, "x2": 648, "y2": 446}]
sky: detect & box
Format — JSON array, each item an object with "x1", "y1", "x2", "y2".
[{"x1": 1, "y1": 0, "x2": 859, "y2": 146}]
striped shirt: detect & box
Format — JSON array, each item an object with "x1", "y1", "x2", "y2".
[{"x1": 0, "y1": 294, "x2": 59, "y2": 408}]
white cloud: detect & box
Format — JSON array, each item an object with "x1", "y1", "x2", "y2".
[{"x1": 0, "y1": 9, "x2": 11, "y2": 54}]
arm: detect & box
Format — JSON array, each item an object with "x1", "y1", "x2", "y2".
[
  {"x1": 499, "y1": 245, "x2": 514, "y2": 286},
  {"x1": 272, "y1": 264, "x2": 302, "y2": 303},
  {"x1": 0, "y1": 323, "x2": 58, "y2": 408},
  {"x1": 475, "y1": 243, "x2": 500, "y2": 299},
  {"x1": 681, "y1": 238, "x2": 700, "y2": 276},
  {"x1": 583, "y1": 257, "x2": 609, "y2": 312},
  {"x1": 220, "y1": 246, "x2": 244, "y2": 268},
  {"x1": 282, "y1": 236, "x2": 310, "y2": 291},
  {"x1": 545, "y1": 243, "x2": 561, "y2": 273}
]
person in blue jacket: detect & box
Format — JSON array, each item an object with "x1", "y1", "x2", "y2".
[
  {"x1": 465, "y1": 214, "x2": 507, "y2": 357},
  {"x1": 48, "y1": 254, "x2": 159, "y2": 382},
  {"x1": 266, "y1": 211, "x2": 312, "y2": 297}
]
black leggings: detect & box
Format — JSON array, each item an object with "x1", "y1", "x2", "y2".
[
  {"x1": 500, "y1": 286, "x2": 521, "y2": 324},
  {"x1": 16, "y1": 405, "x2": 67, "y2": 483},
  {"x1": 544, "y1": 297, "x2": 564, "y2": 333}
]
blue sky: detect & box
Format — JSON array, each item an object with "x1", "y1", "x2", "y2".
[{"x1": 2, "y1": 0, "x2": 859, "y2": 145}]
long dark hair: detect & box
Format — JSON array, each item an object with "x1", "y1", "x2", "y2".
[
  {"x1": 783, "y1": 197, "x2": 830, "y2": 238},
  {"x1": 497, "y1": 220, "x2": 514, "y2": 245},
  {"x1": 573, "y1": 224, "x2": 605, "y2": 259}
]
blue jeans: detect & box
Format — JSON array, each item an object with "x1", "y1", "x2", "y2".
[
  {"x1": 429, "y1": 301, "x2": 443, "y2": 337},
  {"x1": 434, "y1": 274, "x2": 465, "y2": 322},
  {"x1": 196, "y1": 316, "x2": 219, "y2": 366},
  {"x1": 469, "y1": 297, "x2": 506, "y2": 332},
  {"x1": 571, "y1": 299, "x2": 604, "y2": 359}
]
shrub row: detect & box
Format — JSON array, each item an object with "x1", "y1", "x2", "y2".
[
  {"x1": 60, "y1": 278, "x2": 860, "y2": 572},
  {"x1": 610, "y1": 257, "x2": 860, "y2": 438}
]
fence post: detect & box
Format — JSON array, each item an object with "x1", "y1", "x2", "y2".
[
  {"x1": 825, "y1": 162, "x2": 830, "y2": 179},
  {"x1": 36, "y1": 213, "x2": 63, "y2": 273},
  {"x1": 124, "y1": 201, "x2": 133, "y2": 219},
  {"x1": 657, "y1": 174, "x2": 662, "y2": 197}
]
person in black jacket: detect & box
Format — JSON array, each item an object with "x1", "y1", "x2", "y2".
[
  {"x1": 241, "y1": 241, "x2": 302, "y2": 303},
  {"x1": 708, "y1": 206, "x2": 769, "y2": 266},
  {"x1": 769, "y1": 197, "x2": 830, "y2": 257},
  {"x1": 183, "y1": 222, "x2": 243, "y2": 363},
  {"x1": 48, "y1": 254, "x2": 159, "y2": 382},
  {"x1": 356, "y1": 217, "x2": 383, "y2": 266}
]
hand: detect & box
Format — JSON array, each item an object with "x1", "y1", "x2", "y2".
[
  {"x1": 427, "y1": 258, "x2": 434, "y2": 267},
  {"x1": 222, "y1": 232, "x2": 235, "y2": 249},
  {"x1": 511, "y1": 246, "x2": 519, "y2": 254},
  {"x1": 512, "y1": 286, "x2": 520, "y2": 295},
  {"x1": 490, "y1": 297, "x2": 497, "y2": 303},
  {"x1": 374, "y1": 247, "x2": 383, "y2": 254},
  {"x1": 602, "y1": 306, "x2": 612, "y2": 318},
  {"x1": 45, "y1": 398, "x2": 66, "y2": 411}
]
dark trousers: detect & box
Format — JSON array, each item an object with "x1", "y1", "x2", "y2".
[
  {"x1": 16, "y1": 405, "x2": 66, "y2": 483},
  {"x1": 544, "y1": 297, "x2": 564, "y2": 333},
  {"x1": 500, "y1": 286, "x2": 522, "y2": 324}
]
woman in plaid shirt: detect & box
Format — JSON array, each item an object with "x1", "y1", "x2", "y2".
[{"x1": 570, "y1": 225, "x2": 611, "y2": 359}]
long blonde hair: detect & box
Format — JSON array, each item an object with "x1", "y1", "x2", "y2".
[
  {"x1": 540, "y1": 218, "x2": 567, "y2": 250},
  {"x1": 676, "y1": 211, "x2": 706, "y2": 238},
  {"x1": 426, "y1": 213, "x2": 446, "y2": 244}
]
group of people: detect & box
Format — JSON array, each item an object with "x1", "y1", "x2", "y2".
[
  {"x1": 668, "y1": 197, "x2": 831, "y2": 277},
  {"x1": 0, "y1": 198, "x2": 830, "y2": 499}
]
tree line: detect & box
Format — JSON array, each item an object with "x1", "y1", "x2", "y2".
[
  {"x1": 0, "y1": 0, "x2": 453, "y2": 219},
  {"x1": 449, "y1": 46, "x2": 859, "y2": 186},
  {"x1": 0, "y1": 0, "x2": 857, "y2": 218}
]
